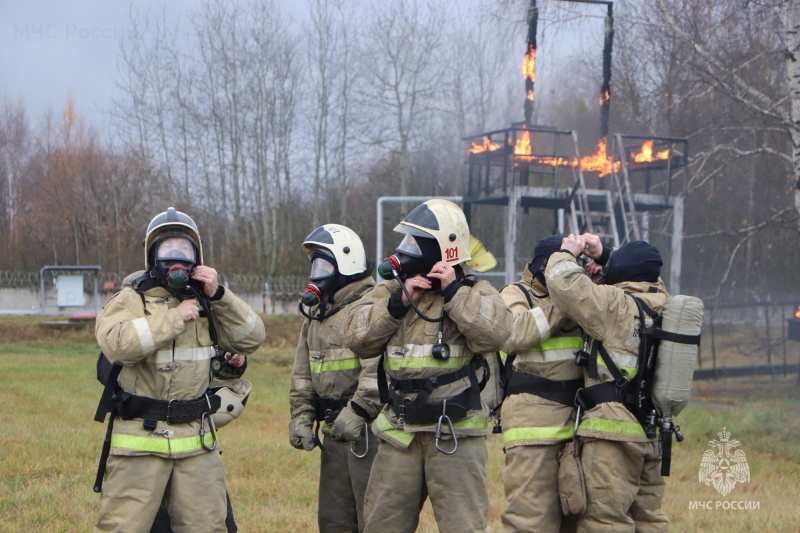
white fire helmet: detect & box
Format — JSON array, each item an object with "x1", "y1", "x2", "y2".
[
  {"x1": 210, "y1": 378, "x2": 252, "y2": 429},
  {"x1": 394, "y1": 199, "x2": 471, "y2": 266},
  {"x1": 143, "y1": 207, "x2": 203, "y2": 268},
  {"x1": 301, "y1": 224, "x2": 368, "y2": 276}
]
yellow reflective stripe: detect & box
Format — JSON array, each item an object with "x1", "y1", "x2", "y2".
[
  {"x1": 528, "y1": 337, "x2": 583, "y2": 352},
  {"x1": 452, "y1": 415, "x2": 489, "y2": 429},
  {"x1": 499, "y1": 351, "x2": 508, "y2": 361},
  {"x1": 516, "y1": 347, "x2": 577, "y2": 364},
  {"x1": 596, "y1": 356, "x2": 639, "y2": 378},
  {"x1": 385, "y1": 355, "x2": 470, "y2": 371},
  {"x1": 503, "y1": 426, "x2": 574, "y2": 444},
  {"x1": 111, "y1": 432, "x2": 215, "y2": 453},
  {"x1": 579, "y1": 417, "x2": 646, "y2": 436},
  {"x1": 375, "y1": 412, "x2": 414, "y2": 446},
  {"x1": 309, "y1": 358, "x2": 362, "y2": 374}
]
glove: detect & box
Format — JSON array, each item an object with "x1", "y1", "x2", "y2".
[
  {"x1": 330, "y1": 404, "x2": 368, "y2": 443},
  {"x1": 288, "y1": 414, "x2": 316, "y2": 451}
]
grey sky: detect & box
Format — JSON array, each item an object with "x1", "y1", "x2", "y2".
[
  {"x1": 0, "y1": 0, "x2": 308, "y2": 128},
  {"x1": 0, "y1": 0, "x2": 600, "y2": 130}
]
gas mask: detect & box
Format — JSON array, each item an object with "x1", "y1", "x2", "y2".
[
  {"x1": 300, "y1": 252, "x2": 339, "y2": 307},
  {"x1": 154, "y1": 237, "x2": 197, "y2": 290},
  {"x1": 377, "y1": 234, "x2": 440, "y2": 281}
]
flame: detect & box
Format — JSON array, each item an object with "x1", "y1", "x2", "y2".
[
  {"x1": 519, "y1": 45, "x2": 536, "y2": 83},
  {"x1": 599, "y1": 90, "x2": 610, "y2": 106},
  {"x1": 514, "y1": 131, "x2": 532, "y2": 155},
  {"x1": 579, "y1": 138, "x2": 619, "y2": 177},
  {"x1": 631, "y1": 140, "x2": 670, "y2": 162},
  {"x1": 468, "y1": 136, "x2": 501, "y2": 154},
  {"x1": 527, "y1": 89, "x2": 534, "y2": 102},
  {"x1": 795, "y1": 306, "x2": 800, "y2": 319}
]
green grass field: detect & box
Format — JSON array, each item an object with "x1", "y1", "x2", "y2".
[{"x1": 1, "y1": 316, "x2": 798, "y2": 532}]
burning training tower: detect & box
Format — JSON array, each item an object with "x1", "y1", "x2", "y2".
[{"x1": 462, "y1": 0, "x2": 690, "y2": 292}]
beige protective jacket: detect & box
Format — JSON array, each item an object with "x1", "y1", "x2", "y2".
[
  {"x1": 289, "y1": 277, "x2": 382, "y2": 421},
  {"x1": 499, "y1": 266, "x2": 584, "y2": 448},
  {"x1": 96, "y1": 271, "x2": 266, "y2": 458},
  {"x1": 545, "y1": 252, "x2": 668, "y2": 442},
  {"x1": 342, "y1": 276, "x2": 513, "y2": 449}
]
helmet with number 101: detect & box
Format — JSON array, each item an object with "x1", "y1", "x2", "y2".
[{"x1": 394, "y1": 199, "x2": 471, "y2": 267}]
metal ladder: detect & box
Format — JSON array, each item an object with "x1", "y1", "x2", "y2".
[{"x1": 565, "y1": 133, "x2": 630, "y2": 248}]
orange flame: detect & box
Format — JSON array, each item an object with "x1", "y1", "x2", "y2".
[
  {"x1": 468, "y1": 136, "x2": 501, "y2": 154},
  {"x1": 519, "y1": 45, "x2": 536, "y2": 83},
  {"x1": 579, "y1": 138, "x2": 619, "y2": 177},
  {"x1": 795, "y1": 306, "x2": 800, "y2": 319},
  {"x1": 599, "y1": 90, "x2": 610, "y2": 106},
  {"x1": 514, "y1": 131, "x2": 532, "y2": 155},
  {"x1": 631, "y1": 140, "x2": 669, "y2": 162},
  {"x1": 527, "y1": 89, "x2": 534, "y2": 102}
]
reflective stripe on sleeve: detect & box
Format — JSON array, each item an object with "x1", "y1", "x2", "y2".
[
  {"x1": 529, "y1": 307, "x2": 551, "y2": 340},
  {"x1": 597, "y1": 351, "x2": 639, "y2": 378},
  {"x1": 132, "y1": 317, "x2": 155, "y2": 355}
]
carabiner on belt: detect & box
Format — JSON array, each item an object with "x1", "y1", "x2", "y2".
[
  {"x1": 349, "y1": 420, "x2": 370, "y2": 459},
  {"x1": 200, "y1": 394, "x2": 218, "y2": 451},
  {"x1": 435, "y1": 400, "x2": 457, "y2": 455}
]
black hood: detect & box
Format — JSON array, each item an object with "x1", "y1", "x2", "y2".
[
  {"x1": 604, "y1": 241, "x2": 662, "y2": 286},
  {"x1": 529, "y1": 235, "x2": 565, "y2": 274}
]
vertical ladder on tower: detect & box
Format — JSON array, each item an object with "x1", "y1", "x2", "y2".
[
  {"x1": 610, "y1": 133, "x2": 641, "y2": 244},
  {"x1": 565, "y1": 132, "x2": 622, "y2": 247}
]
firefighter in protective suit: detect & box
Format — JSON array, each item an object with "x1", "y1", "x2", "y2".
[
  {"x1": 342, "y1": 199, "x2": 513, "y2": 533},
  {"x1": 94, "y1": 207, "x2": 266, "y2": 533},
  {"x1": 498, "y1": 235, "x2": 583, "y2": 533},
  {"x1": 288, "y1": 224, "x2": 382, "y2": 533},
  {"x1": 546, "y1": 234, "x2": 670, "y2": 533}
]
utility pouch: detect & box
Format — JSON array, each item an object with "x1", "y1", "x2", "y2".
[{"x1": 557, "y1": 439, "x2": 587, "y2": 515}]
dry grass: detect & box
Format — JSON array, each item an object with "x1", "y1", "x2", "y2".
[{"x1": 0, "y1": 317, "x2": 798, "y2": 532}]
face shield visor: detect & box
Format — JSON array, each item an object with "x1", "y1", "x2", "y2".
[
  {"x1": 155, "y1": 237, "x2": 197, "y2": 289},
  {"x1": 309, "y1": 256, "x2": 336, "y2": 281}
]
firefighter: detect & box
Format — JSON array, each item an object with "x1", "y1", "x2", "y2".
[
  {"x1": 342, "y1": 199, "x2": 513, "y2": 533},
  {"x1": 545, "y1": 234, "x2": 670, "y2": 533},
  {"x1": 288, "y1": 224, "x2": 382, "y2": 533},
  {"x1": 94, "y1": 207, "x2": 266, "y2": 533},
  {"x1": 498, "y1": 235, "x2": 583, "y2": 533}
]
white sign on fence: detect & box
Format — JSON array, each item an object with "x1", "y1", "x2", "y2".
[{"x1": 56, "y1": 275, "x2": 85, "y2": 307}]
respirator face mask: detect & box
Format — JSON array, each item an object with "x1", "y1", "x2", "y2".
[
  {"x1": 155, "y1": 237, "x2": 197, "y2": 290},
  {"x1": 377, "y1": 234, "x2": 433, "y2": 280},
  {"x1": 301, "y1": 254, "x2": 338, "y2": 307}
]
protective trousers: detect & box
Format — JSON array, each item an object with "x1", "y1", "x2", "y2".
[
  {"x1": 500, "y1": 443, "x2": 577, "y2": 533},
  {"x1": 577, "y1": 438, "x2": 669, "y2": 533},
  {"x1": 319, "y1": 431, "x2": 379, "y2": 533},
  {"x1": 94, "y1": 452, "x2": 227, "y2": 533},
  {"x1": 362, "y1": 433, "x2": 489, "y2": 533}
]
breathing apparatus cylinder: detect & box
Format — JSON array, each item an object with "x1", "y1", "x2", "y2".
[{"x1": 652, "y1": 295, "x2": 704, "y2": 418}]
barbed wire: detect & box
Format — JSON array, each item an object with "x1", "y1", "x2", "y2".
[{"x1": 0, "y1": 270, "x2": 307, "y2": 294}]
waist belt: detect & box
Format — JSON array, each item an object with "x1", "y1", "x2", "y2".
[
  {"x1": 387, "y1": 386, "x2": 477, "y2": 425},
  {"x1": 575, "y1": 382, "x2": 637, "y2": 411},
  {"x1": 115, "y1": 390, "x2": 221, "y2": 427},
  {"x1": 314, "y1": 397, "x2": 349, "y2": 423},
  {"x1": 378, "y1": 353, "x2": 486, "y2": 425},
  {"x1": 505, "y1": 372, "x2": 583, "y2": 406}
]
